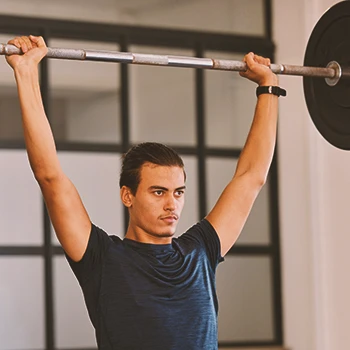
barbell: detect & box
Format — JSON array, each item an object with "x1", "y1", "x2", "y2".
[{"x1": 0, "y1": 2, "x2": 349, "y2": 149}]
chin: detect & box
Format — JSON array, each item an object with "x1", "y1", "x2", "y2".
[
  {"x1": 159, "y1": 233, "x2": 174, "y2": 238},
  {"x1": 155, "y1": 230, "x2": 175, "y2": 238}
]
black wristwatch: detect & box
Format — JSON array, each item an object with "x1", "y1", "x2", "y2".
[{"x1": 256, "y1": 85, "x2": 287, "y2": 97}]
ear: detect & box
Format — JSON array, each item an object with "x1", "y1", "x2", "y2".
[{"x1": 120, "y1": 186, "x2": 134, "y2": 208}]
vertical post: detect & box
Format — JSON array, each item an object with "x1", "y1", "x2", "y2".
[
  {"x1": 120, "y1": 36, "x2": 131, "y2": 236},
  {"x1": 195, "y1": 43, "x2": 207, "y2": 219},
  {"x1": 264, "y1": 0, "x2": 284, "y2": 344},
  {"x1": 40, "y1": 31, "x2": 55, "y2": 350}
]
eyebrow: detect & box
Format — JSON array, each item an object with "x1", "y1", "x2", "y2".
[{"x1": 149, "y1": 185, "x2": 186, "y2": 191}]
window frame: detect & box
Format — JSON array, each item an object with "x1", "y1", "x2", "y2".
[{"x1": 0, "y1": 1, "x2": 283, "y2": 348}]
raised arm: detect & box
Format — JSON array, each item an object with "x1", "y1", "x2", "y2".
[
  {"x1": 205, "y1": 53, "x2": 279, "y2": 256},
  {"x1": 6, "y1": 36, "x2": 91, "y2": 261}
]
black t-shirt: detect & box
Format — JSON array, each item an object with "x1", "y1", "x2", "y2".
[{"x1": 67, "y1": 219, "x2": 224, "y2": 350}]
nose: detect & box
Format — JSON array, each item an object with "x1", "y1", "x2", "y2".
[{"x1": 164, "y1": 194, "x2": 176, "y2": 211}]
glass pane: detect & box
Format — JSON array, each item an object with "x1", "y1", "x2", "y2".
[
  {"x1": 0, "y1": 1, "x2": 128, "y2": 23},
  {"x1": 0, "y1": 33, "x2": 25, "y2": 142},
  {"x1": 49, "y1": 39, "x2": 120, "y2": 144},
  {"x1": 0, "y1": 1, "x2": 265, "y2": 35},
  {"x1": 0, "y1": 257, "x2": 45, "y2": 349},
  {"x1": 206, "y1": 157, "x2": 270, "y2": 245},
  {"x1": 175, "y1": 156, "x2": 199, "y2": 237},
  {"x1": 52, "y1": 152, "x2": 124, "y2": 245},
  {"x1": 216, "y1": 255, "x2": 274, "y2": 342},
  {"x1": 205, "y1": 51, "x2": 257, "y2": 149},
  {"x1": 129, "y1": 46, "x2": 196, "y2": 146},
  {"x1": 54, "y1": 256, "x2": 96, "y2": 348},
  {"x1": 0, "y1": 150, "x2": 43, "y2": 245},
  {"x1": 126, "y1": 0, "x2": 265, "y2": 36},
  {"x1": 238, "y1": 179, "x2": 271, "y2": 245}
]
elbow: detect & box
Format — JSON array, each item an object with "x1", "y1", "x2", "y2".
[
  {"x1": 238, "y1": 170, "x2": 267, "y2": 189},
  {"x1": 256, "y1": 172, "x2": 268, "y2": 187},
  {"x1": 34, "y1": 169, "x2": 63, "y2": 185},
  {"x1": 251, "y1": 174, "x2": 266, "y2": 189}
]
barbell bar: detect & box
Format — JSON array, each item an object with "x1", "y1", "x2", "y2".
[
  {"x1": 1, "y1": 1, "x2": 350, "y2": 150},
  {"x1": 0, "y1": 43, "x2": 344, "y2": 86}
]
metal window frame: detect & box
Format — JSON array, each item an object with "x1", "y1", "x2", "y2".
[{"x1": 0, "y1": 1, "x2": 282, "y2": 348}]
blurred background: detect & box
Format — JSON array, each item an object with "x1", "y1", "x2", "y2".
[{"x1": 0, "y1": 1, "x2": 348, "y2": 350}]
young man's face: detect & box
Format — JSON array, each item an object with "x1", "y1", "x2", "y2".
[{"x1": 124, "y1": 163, "x2": 186, "y2": 243}]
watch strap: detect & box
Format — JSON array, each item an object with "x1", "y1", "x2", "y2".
[{"x1": 256, "y1": 85, "x2": 287, "y2": 97}]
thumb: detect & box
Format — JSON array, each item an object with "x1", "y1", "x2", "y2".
[
  {"x1": 28, "y1": 35, "x2": 48, "y2": 62},
  {"x1": 29, "y1": 35, "x2": 47, "y2": 50}
]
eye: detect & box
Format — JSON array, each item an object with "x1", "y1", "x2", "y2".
[
  {"x1": 154, "y1": 190, "x2": 164, "y2": 196},
  {"x1": 175, "y1": 190, "x2": 185, "y2": 197}
]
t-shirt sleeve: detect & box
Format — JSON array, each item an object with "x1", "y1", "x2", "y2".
[
  {"x1": 179, "y1": 219, "x2": 224, "y2": 270},
  {"x1": 65, "y1": 223, "x2": 113, "y2": 286}
]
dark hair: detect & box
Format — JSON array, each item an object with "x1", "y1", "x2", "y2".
[{"x1": 119, "y1": 142, "x2": 186, "y2": 194}]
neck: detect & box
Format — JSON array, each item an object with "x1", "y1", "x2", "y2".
[{"x1": 125, "y1": 225, "x2": 173, "y2": 245}]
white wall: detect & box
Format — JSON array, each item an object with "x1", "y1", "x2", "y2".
[{"x1": 273, "y1": 1, "x2": 349, "y2": 350}]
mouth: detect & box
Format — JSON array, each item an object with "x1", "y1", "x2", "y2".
[{"x1": 160, "y1": 215, "x2": 178, "y2": 224}]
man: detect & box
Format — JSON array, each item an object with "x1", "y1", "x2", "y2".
[{"x1": 6, "y1": 35, "x2": 281, "y2": 349}]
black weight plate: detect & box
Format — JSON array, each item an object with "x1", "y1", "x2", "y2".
[{"x1": 304, "y1": 1, "x2": 350, "y2": 150}]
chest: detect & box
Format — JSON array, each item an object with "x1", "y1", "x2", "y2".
[
  {"x1": 100, "y1": 245, "x2": 215, "y2": 307},
  {"x1": 96, "y1": 244, "x2": 218, "y2": 348}
]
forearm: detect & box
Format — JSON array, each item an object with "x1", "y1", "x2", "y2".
[
  {"x1": 235, "y1": 93, "x2": 278, "y2": 183},
  {"x1": 15, "y1": 65, "x2": 61, "y2": 181}
]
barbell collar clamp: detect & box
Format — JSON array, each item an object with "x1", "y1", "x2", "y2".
[{"x1": 325, "y1": 61, "x2": 342, "y2": 86}]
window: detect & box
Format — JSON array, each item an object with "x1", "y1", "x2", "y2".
[{"x1": 0, "y1": 1, "x2": 281, "y2": 348}]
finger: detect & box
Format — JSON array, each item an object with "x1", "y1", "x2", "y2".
[
  {"x1": 16, "y1": 37, "x2": 29, "y2": 53},
  {"x1": 262, "y1": 57, "x2": 270, "y2": 66},
  {"x1": 28, "y1": 35, "x2": 39, "y2": 48},
  {"x1": 243, "y1": 52, "x2": 254, "y2": 64},
  {"x1": 7, "y1": 37, "x2": 21, "y2": 48},
  {"x1": 256, "y1": 55, "x2": 270, "y2": 67},
  {"x1": 21, "y1": 36, "x2": 33, "y2": 51},
  {"x1": 29, "y1": 35, "x2": 47, "y2": 48},
  {"x1": 253, "y1": 54, "x2": 265, "y2": 65},
  {"x1": 245, "y1": 52, "x2": 256, "y2": 69}
]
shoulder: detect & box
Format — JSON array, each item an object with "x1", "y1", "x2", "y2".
[
  {"x1": 175, "y1": 219, "x2": 224, "y2": 268},
  {"x1": 66, "y1": 223, "x2": 124, "y2": 284},
  {"x1": 67, "y1": 223, "x2": 122, "y2": 267},
  {"x1": 90, "y1": 223, "x2": 122, "y2": 246},
  {"x1": 177, "y1": 219, "x2": 219, "y2": 243},
  {"x1": 174, "y1": 219, "x2": 218, "y2": 252}
]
